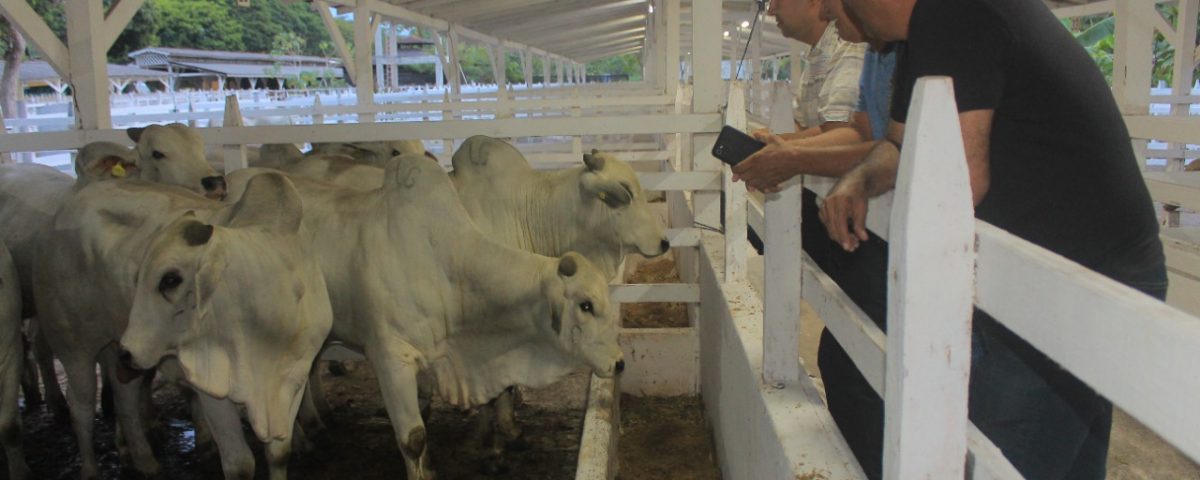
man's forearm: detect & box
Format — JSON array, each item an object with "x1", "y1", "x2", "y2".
[
  {"x1": 855, "y1": 140, "x2": 901, "y2": 197},
  {"x1": 786, "y1": 140, "x2": 879, "y2": 178}
]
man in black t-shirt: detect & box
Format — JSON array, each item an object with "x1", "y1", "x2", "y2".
[{"x1": 821, "y1": 0, "x2": 1167, "y2": 478}]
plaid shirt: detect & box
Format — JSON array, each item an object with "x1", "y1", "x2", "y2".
[{"x1": 793, "y1": 22, "x2": 867, "y2": 129}]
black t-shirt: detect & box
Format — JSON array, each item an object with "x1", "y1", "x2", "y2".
[{"x1": 891, "y1": 0, "x2": 1164, "y2": 283}]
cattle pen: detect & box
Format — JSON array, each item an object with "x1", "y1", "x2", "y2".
[{"x1": 2, "y1": 0, "x2": 1200, "y2": 479}]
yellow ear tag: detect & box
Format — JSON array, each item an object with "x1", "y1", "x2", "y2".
[
  {"x1": 598, "y1": 192, "x2": 607, "y2": 201},
  {"x1": 111, "y1": 163, "x2": 127, "y2": 178}
]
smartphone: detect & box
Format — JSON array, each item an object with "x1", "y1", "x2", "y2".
[{"x1": 712, "y1": 125, "x2": 766, "y2": 167}]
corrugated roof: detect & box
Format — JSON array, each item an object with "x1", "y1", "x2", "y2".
[
  {"x1": 169, "y1": 61, "x2": 346, "y2": 79},
  {"x1": 128, "y1": 47, "x2": 341, "y2": 67},
  {"x1": 0, "y1": 60, "x2": 166, "y2": 83}
]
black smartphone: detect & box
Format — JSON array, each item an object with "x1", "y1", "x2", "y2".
[{"x1": 712, "y1": 125, "x2": 766, "y2": 167}]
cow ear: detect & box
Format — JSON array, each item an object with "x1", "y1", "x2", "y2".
[
  {"x1": 182, "y1": 220, "x2": 214, "y2": 246},
  {"x1": 126, "y1": 127, "x2": 145, "y2": 143},
  {"x1": 224, "y1": 172, "x2": 302, "y2": 234},
  {"x1": 77, "y1": 142, "x2": 138, "y2": 181},
  {"x1": 581, "y1": 174, "x2": 632, "y2": 208},
  {"x1": 583, "y1": 151, "x2": 605, "y2": 171}
]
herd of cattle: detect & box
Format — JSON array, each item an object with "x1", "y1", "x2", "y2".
[{"x1": 0, "y1": 124, "x2": 670, "y2": 480}]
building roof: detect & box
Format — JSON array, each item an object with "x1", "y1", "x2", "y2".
[
  {"x1": 169, "y1": 61, "x2": 345, "y2": 79},
  {"x1": 127, "y1": 47, "x2": 341, "y2": 67},
  {"x1": 0, "y1": 60, "x2": 165, "y2": 83}
]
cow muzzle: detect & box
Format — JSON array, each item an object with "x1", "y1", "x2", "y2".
[
  {"x1": 202, "y1": 175, "x2": 227, "y2": 201},
  {"x1": 115, "y1": 347, "x2": 147, "y2": 384}
]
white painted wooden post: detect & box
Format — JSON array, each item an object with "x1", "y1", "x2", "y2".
[
  {"x1": 65, "y1": 0, "x2": 111, "y2": 129},
  {"x1": 312, "y1": 95, "x2": 324, "y2": 125},
  {"x1": 1167, "y1": 0, "x2": 1198, "y2": 173},
  {"x1": 762, "y1": 81, "x2": 801, "y2": 384},
  {"x1": 374, "y1": 20, "x2": 386, "y2": 92},
  {"x1": 542, "y1": 54, "x2": 552, "y2": 88},
  {"x1": 316, "y1": 0, "x2": 355, "y2": 85},
  {"x1": 723, "y1": 82, "x2": 747, "y2": 283},
  {"x1": 0, "y1": 114, "x2": 11, "y2": 164},
  {"x1": 690, "y1": 0, "x2": 722, "y2": 228},
  {"x1": 882, "y1": 77, "x2": 973, "y2": 480},
  {"x1": 354, "y1": 3, "x2": 375, "y2": 123},
  {"x1": 665, "y1": 0, "x2": 680, "y2": 99},
  {"x1": 490, "y1": 44, "x2": 512, "y2": 119},
  {"x1": 222, "y1": 95, "x2": 248, "y2": 173},
  {"x1": 447, "y1": 29, "x2": 462, "y2": 100},
  {"x1": 1112, "y1": 1, "x2": 1154, "y2": 170}
]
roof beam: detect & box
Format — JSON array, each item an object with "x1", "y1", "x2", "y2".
[
  {"x1": 315, "y1": 0, "x2": 356, "y2": 84},
  {"x1": 579, "y1": 45, "x2": 643, "y2": 63},
  {"x1": 0, "y1": 0, "x2": 69, "y2": 77},
  {"x1": 498, "y1": 11, "x2": 645, "y2": 41},
  {"x1": 535, "y1": 26, "x2": 645, "y2": 51},
  {"x1": 478, "y1": 0, "x2": 643, "y2": 35},
  {"x1": 563, "y1": 39, "x2": 644, "y2": 59}
]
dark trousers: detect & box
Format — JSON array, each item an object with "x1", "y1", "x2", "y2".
[{"x1": 805, "y1": 190, "x2": 1169, "y2": 480}]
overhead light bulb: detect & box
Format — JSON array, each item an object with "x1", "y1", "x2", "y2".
[
  {"x1": 723, "y1": 30, "x2": 730, "y2": 38},
  {"x1": 741, "y1": 20, "x2": 750, "y2": 28},
  {"x1": 648, "y1": 4, "x2": 654, "y2": 13}
]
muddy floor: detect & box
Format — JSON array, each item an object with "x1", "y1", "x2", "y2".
[{"x1": 8, "y1": 362, "x2": 716, "y2": 480}]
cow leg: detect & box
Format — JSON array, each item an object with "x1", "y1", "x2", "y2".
[
  {"x1": 99, "y1": 348, "x2": 160, "y2": 477},
  {"x1": 197, "y1": 394, "x2": 255, "y2": 480},
  {"x1": 33, "y1": 327, "x2": 68, "y2": 423},
  {"x1": 1, "y1": 323, "x2": 32, "y2": 480},
  {"x1": 495, "y1": 387, "x2": 525, "y2": 446},
  {"x1": 368, "y1": 342, "x2": 434, "y2": 480},
  {"x1": 296, "y1": 374, "x2": 327, "y2": 439},
  {"x1": 308, "y1": 365, "x2": 334, "y2": 421},
  {"x1": 61, "y1": 356, "x2": 101, "y2": 479},
  {"x1": 266, "y1": 434, "x2": 292, "y2": 480},
  {"x1": 18, "y1": 326, "x2": 41, "y2": 406},
  {"x1": 188, "y1": 390, "x2": 219, "y2": 463}
]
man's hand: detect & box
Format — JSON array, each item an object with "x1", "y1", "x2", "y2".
[
  {"x1": 731, "y1": 132, "x2": 798, "y2": 194},
  {"x1": 819, "y1": 170, "x2": 871, "y2": 252}
]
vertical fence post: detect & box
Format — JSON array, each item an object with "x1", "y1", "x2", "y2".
[
  {"x1": 762, "y1": 81, "x2": 802, "y2": 384},
  {"x1": 882, "y1": 77, "x2": 974, "y2": 480},
  {"x1": 723, "y1": 82, "x2": 748, "y2": 283},
  {"x1": 312, "y1": 95, "x2": 324, "y2": 126},
  {"x1": 0, "y1": 114, "x2": 11, "y2": 164},
  {"x1": 222, "y1": 95, "x2": 248, "y2": 173}
]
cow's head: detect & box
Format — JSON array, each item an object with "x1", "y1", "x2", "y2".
[
  {"x1": 75, "y1": 141, "x2": 140, "y2": 184},
  {"x1": 119, "y1": 172, "x2": 331, "y2": 442},
  {"x1": 127, "y1": 124, "x2": 226, "y2": 200},
  {"x1": 544, "y1": 252, "x2": 624, "y2": 378},
  {"x1": 577, "y1": 150, "x2": 669, "y2": 258}
]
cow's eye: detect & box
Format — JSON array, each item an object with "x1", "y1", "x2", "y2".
[
  {"x1": 392, "y1": 149, "x2": 402, "y2": 156},
  {"x1": 152, "y1": 150, "x2": 166, "y2": 160},
  {"x1": 158, "y1": 271, "x2": 183, "y2": 296},
  {"x1": 580, "y1": 301, "x2": 594, "y2": 313}
]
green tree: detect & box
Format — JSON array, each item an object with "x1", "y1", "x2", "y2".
[
  {"x1": 152, "y1": 0, "x2": 244, "y2": 52},
  {"x1": 109, "y1": 0, "x2": 160, "y2": 63},
  {"x1": 586, "y1": 53, "x2": 643, "y2": 81}
]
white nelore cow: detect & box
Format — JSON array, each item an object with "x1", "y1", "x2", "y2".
[
  {"x1": 0, "y1": 129, "x2": 225, "y2": 419},
  {"x1": 0, "y1": 239, "x2": 31, "y2": 480},
  {"x1": 34, "y1": 173, "x2": 329, "y2": 480},
  {"x1": 310, "y1": 139, "x2": 430, "y2": 165},
  {"x1": 451, "y1": 136, "x2": 669, "y2": 278},
  {"x1": 226, "y1": 155, "x2": 623, "y2": 480},
  {"x1": 449, "y1": 136, "x2": 668, "y2": 450}
]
